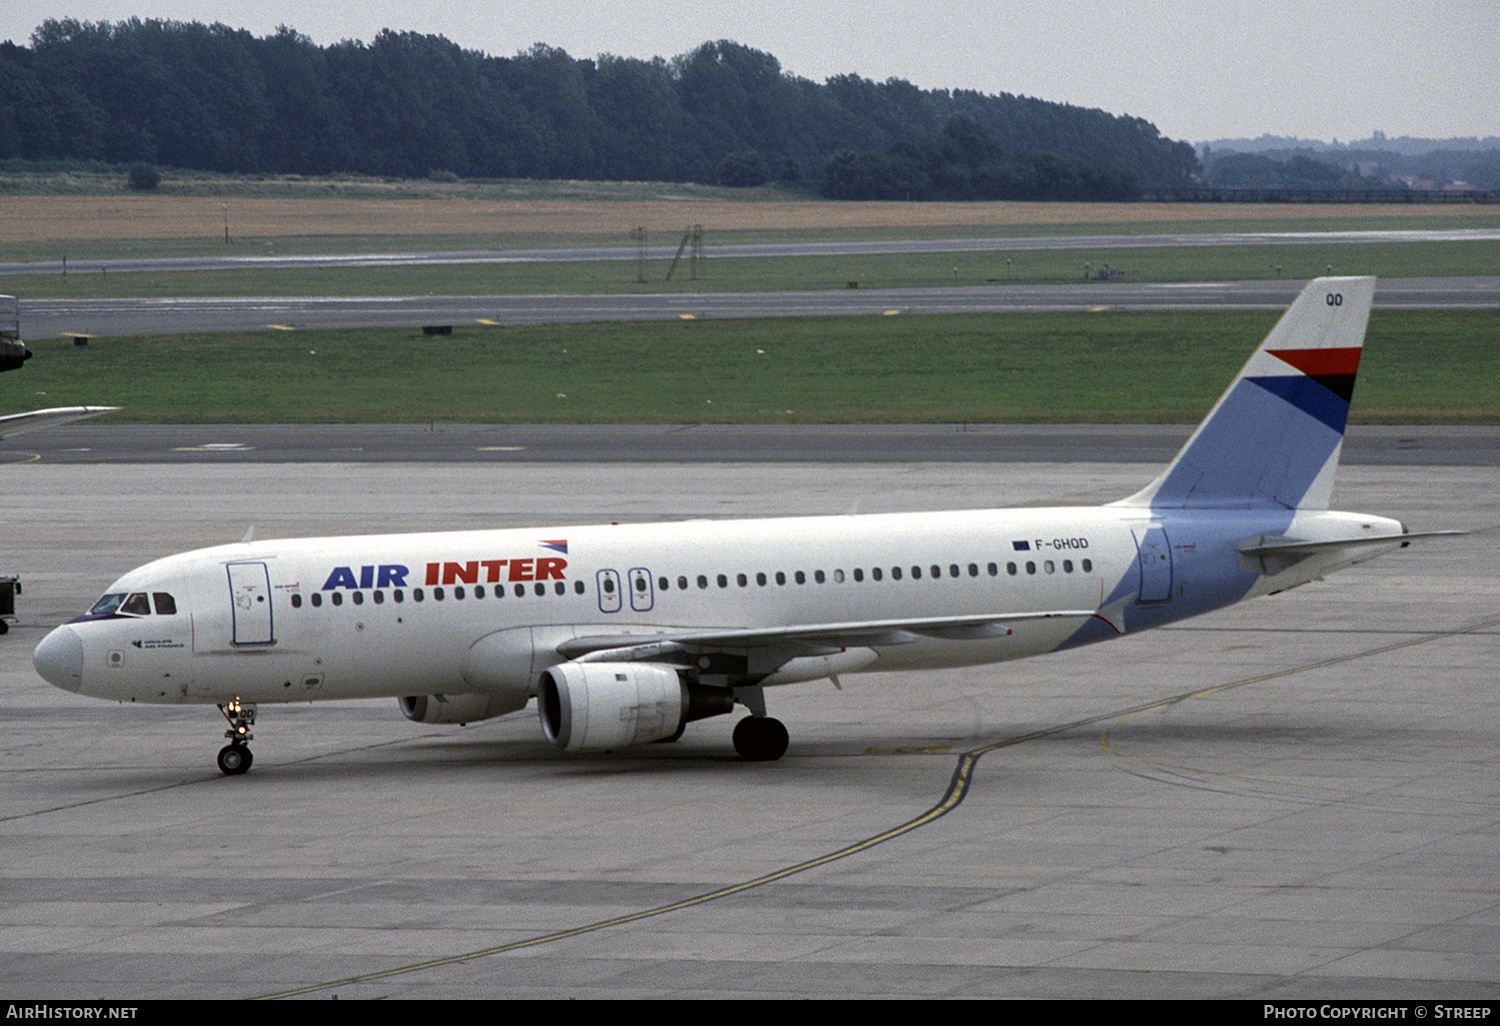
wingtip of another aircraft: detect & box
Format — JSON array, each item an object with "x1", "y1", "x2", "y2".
[{"x1": 0, "y1": 404, "x2": 121, "y2": 440}]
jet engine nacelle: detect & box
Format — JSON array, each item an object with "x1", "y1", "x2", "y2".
[
  {"x1": 399, "y1": 691, "x2": 527, "y2": 725},
  {"x1": 0, "y1": 339, "x2": 31, "y2": 372},
  {"x1": 538, "y1": 661, "x2": 735, "y2": 751}
]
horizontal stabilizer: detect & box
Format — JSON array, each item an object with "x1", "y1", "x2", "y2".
[{"x1": 1237, "y1": 529, "x2": 1465, "y2": 576}]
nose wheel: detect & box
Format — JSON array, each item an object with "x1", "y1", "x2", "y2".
[
  {"x1": 217, "y1": 699, "x2": 256, "y2": 775},
  {"x1": 217, "y1": 743, "x2": 253, "y2": 775}
]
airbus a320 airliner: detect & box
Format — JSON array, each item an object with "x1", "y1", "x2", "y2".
[{"x1": 34, "y1": 277, "x2": 1449, "y2": 774}]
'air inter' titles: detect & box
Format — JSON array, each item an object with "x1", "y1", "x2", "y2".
[
  {"x1": 425, "y1": 558, "x2": 567, "y2": 585},
  {"x1": 321, "y1": 558, "x2": 568, "y2": 591}
]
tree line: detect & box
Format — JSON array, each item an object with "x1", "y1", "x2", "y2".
[
  {"x1": 1202, "y1": 146, "x2": 1500, "y2": 193},
  {"x1": 1202, "y1": 152, "x2": 1387, "y2": 192},
  {"x1": 0, "y1": 19, "x2": 1201, "y2": 199}
]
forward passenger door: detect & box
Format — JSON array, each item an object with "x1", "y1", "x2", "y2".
[{"x1": 227, "y1": 561, "x2": 274, "y2": 644}]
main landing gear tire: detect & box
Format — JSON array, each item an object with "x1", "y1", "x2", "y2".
[
  {"x1": 217, "y1": 744, "x2": 253, "y2": 775},
  {"x1": 732, "y1": 716, "x2": 789, "y2": 762}
]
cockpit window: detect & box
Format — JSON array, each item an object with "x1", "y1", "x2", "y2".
[
  {"x1": 88, "y1": 592, "x2": 158, "y2": 616},
  {"x1": 89, "y1": 593, "x2": 127, "y2": 615},
  {"x1": 153, "y1": 593, "x2": 177, "y2": 615}
]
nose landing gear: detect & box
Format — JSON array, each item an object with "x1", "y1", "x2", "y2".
[{"x1": 217, "y1": 699, "x2": 256, "y2": 775}]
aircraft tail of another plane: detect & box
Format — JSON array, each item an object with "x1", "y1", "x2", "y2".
[{"x1": 1116, "y1": 276, "x2": 1375, "y2": 511}]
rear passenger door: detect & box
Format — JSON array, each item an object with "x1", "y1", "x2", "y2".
[{"x1": 1132, "y1": 526, "x2": 1173, "y2": 604}]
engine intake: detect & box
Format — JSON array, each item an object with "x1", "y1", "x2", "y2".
[
  {"x1": 538, "y1": 661, "x2": 734, "y2": 751},
  {"x1": 0, "y1": 338, "x2": 31, "y2": 373}
]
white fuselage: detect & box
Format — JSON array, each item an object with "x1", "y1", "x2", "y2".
[
  {"x1": 35, "y1": 503, "x2": 1403, "y2": 709},
  {"x1": 28, "y1": 277, "x2": 1417, "y2": 768}
]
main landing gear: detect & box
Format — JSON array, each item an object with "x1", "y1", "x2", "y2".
[
  {"x1": 730, "y1": 683, "x2": 789, "y2": 761},
  {"x1": 216, "y1": 699, "x2": 256, "y2": 775},
  {"x1": 732, "y1": 716, "x2": 789, "y2": 761}
]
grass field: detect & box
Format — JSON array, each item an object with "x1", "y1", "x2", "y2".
[
  {"x1": 10, "y1": 310, "x2": 1496, "y2": 424},
  {"x1": 3, "y1": 183, "x2": 1496, "y2": 299},
  {"x1": 5, "y1": 184, "x2": 1498, "y2": 247},
  {"x1": 3, "y1": 179, "x2": 1496, "y2": 424}
]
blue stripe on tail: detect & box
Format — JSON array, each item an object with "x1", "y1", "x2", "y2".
[{"x1": 1246, "y1": 374, "x2": 1353, "y2": 434}]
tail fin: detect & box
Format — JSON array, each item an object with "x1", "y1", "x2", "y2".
[{"x1": 1116, "y1": 276, "x2": 1374, "y2": 511}]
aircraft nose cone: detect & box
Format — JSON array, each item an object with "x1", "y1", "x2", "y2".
[{"x1": 34, "y1": 625, "x2": 84, "y2": 692}]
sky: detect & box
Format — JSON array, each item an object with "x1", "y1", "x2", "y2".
[{"x1": 3, "y1": 1, "x2": 1496, "y2": 145}]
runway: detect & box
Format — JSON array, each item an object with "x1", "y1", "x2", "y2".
[
  {"x1": 17, "y1": 277, "x2": 1500, "y2": 339},
  {"x1": 8, "y1": 421, "x2": 1500, "y2": 467},
  {"x1": 4, "y1": 227, "x2": 1499, "y2": 277},
  {"x1": 1, "y1": 446, "x2": 1495, "y2": 999}
]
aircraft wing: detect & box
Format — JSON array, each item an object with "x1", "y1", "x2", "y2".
[
  {"x1": 556, "y1": 608, "x2": 1098, "y2": 662},
  {"x1": 0, "y1": 406, "x2": 119, "y2": 440}
]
